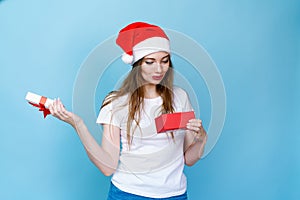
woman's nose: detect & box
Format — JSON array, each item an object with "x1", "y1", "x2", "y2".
[{"x1": 155, "y1": 62, "x2": 163, "y2": 72}]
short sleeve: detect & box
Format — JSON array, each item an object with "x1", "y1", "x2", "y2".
[
  {"x1": 96, "y1": 102, "x2": 121, "y2": 128},
  {"x1": 173, "y1": 87, "x2": 194, "y2": 112},
  {"x1": 183, "y1": 95, "x2": 193, "y2": 112}
]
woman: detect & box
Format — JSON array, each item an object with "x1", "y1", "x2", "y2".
[{"x1": 49, "y1": 22, "x2": 207, "y2": 200}]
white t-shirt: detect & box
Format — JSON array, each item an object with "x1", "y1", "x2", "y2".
[{"x1": 96, "y1": 87, "x2": 193, "y2": 198}]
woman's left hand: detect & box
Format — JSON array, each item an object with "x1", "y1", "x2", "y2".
[{"x1": 186, "y1": 119, "x2": 207, "y2": 141}]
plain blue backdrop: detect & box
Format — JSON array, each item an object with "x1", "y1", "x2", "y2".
[{"x1": 0, "y1": 0, "x2": 299, "y2": 200}]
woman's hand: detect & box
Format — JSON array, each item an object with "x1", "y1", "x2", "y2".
[
  {"x1": 186, "y1": 119, "x2": 207, "y2": 142},
  {"x1": 184, "y1": 118, "x2": 207, "y2": 166},
  {"x1": 48, "y1": 98, "x2": 82, "y2": 127}
]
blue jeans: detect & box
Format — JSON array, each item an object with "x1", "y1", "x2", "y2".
[{"x1": 107, "y1": 182, "x2": 188, "y2": 200}]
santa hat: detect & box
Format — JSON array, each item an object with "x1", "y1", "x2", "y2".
[{"x1": 116, "y1": 22, "x2": 170, "y2": 65}]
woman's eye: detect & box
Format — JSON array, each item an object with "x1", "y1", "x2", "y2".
[
  {"x1": 162, "y1": 59, "x2": 169, "y2": 64},
  {"x1": 145, "y1": 61, "x2": 154, "y2": 65}
]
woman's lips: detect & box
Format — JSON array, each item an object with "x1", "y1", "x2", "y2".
[{"x1": 152, "y1": 75, "x2": 163, "y2": 80}]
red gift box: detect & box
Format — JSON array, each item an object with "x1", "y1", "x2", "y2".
[{"x1": 155, "y1": 111, "x2": 195, "y2": 133}]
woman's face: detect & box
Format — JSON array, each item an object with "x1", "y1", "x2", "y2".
[{"x1": 140, "y1": 51, "x2": 170, "y2": 85}]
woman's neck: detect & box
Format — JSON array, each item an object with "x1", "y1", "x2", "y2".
[{"x1": 143, "y1": 84, "x2": 159, "y2": 99}]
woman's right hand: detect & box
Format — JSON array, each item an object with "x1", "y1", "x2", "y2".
[{"x1": 48, "y1": 98, "x2": 82, "y2": 127}]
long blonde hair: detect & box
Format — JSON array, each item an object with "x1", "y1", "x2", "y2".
[{"x1": 101, "y1": 56, "x2": 175, "y2": 147}]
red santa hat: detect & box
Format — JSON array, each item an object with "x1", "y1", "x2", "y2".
[{"x1": 116, "y1": 22, "x2": 170, "y2": 65}]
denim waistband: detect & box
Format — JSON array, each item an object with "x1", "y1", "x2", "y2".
[{"x1": 107, "y1": 182, "x2": 188, "y2": 200}]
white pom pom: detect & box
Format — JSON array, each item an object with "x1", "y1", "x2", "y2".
[{"x1": 121, "y1": 53, "x2": 133, "y2": 64}]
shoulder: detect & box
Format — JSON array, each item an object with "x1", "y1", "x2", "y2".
[
  {"x1": 172, "y1": 86, "x2": 193, "y2": 111},
  {"x1": 173, "y1": 86, "x2": 189, "y2": 98},
  {"x1": 101, "y1": 92, "x2": 129, "y2": 109}
]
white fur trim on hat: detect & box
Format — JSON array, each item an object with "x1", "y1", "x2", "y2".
[
  {"x1": 121, "y1": 53, "x2": 134, "y2": 64},
  {"x1": 132, "y1": 37, "x2": 170, "y2": 64}
]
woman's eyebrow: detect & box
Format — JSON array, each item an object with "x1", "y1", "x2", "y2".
[
  {"x1": 144, "y1": 55, "x2": 170, "y2": 60},
  {"x1": 144, "y1": 57, "x2": 156, "y2": 60}
]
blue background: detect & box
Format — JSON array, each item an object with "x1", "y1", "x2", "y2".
[{"x1": 0, "y1": 0, "x2": 299, "y2": 199}]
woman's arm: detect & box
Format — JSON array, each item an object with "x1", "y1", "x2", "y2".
[
  {"x1": 184, "y1": 119, "x2": 207, "y2": 166},
  {"x1": 49, "y1": 98, "x2": 120, "y2": 176}
]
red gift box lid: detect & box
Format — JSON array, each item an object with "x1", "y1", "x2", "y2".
[{"x1": 155, "y1": 111, "x2": 195, "y2": 133}]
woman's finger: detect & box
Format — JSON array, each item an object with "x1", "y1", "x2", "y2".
[
  {"x1": 48, "y1": 104, "x2": 54, "y2": 115},
  {"x1": 52, "y1": 98, "x2": 64, "y2": 119},
  {"x1": 188, "y1": 119, "x2": 201, "y2": 125},
  {"x1": 186, "y1": 125, "x2": 200, "y2": 132},
  {"x1": 52, "y1": 98, "x2": 58, "y2": 116},
  {"x1": 57, "y1": 98, "x2": 69, "y2": 119},
  {"x1": 187, "y1": 119, "x2": 202, "y2": 128}
]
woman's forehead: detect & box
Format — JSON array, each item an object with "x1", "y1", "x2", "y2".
[{"x1": 144, "y1": 51, "x2": 170, "y2": 59}]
